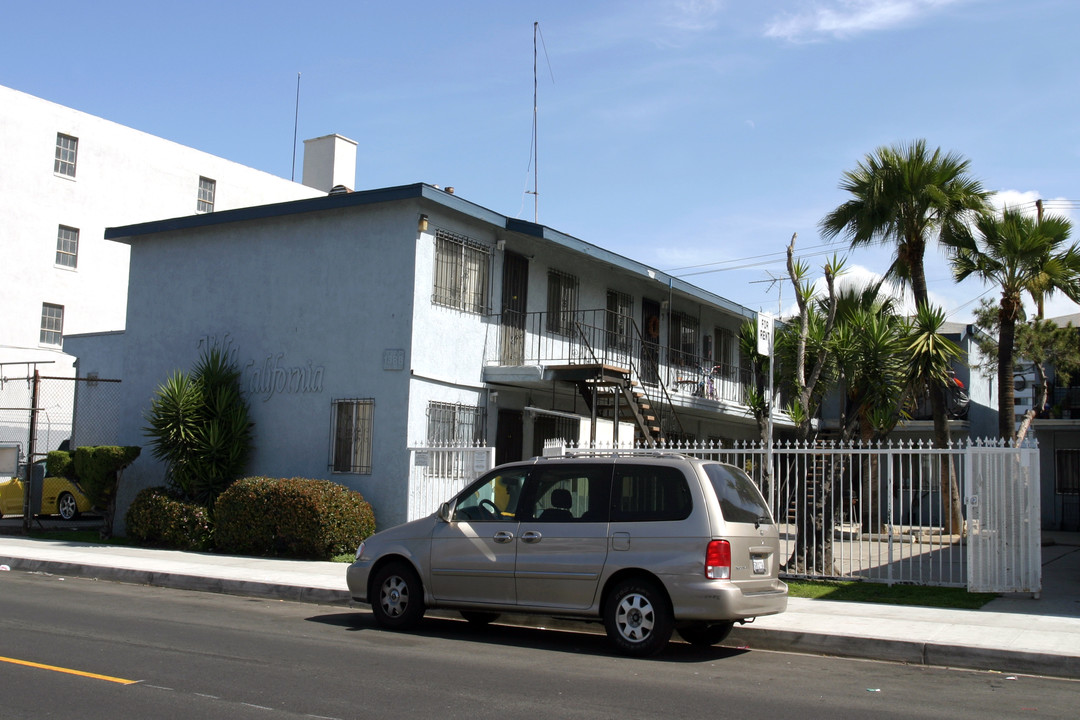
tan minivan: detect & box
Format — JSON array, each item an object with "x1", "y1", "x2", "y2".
[{"x1": 346, "y1": 454, "x2": 788, "y2": 656}]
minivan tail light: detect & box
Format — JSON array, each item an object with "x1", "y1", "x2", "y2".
[{"x1": 705, "y1": 540, "x2": 731, "y2": 580}]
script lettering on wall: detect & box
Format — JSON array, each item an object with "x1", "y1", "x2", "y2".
[
  {"x1": 197, "y1": 333, "x2": 240, "y2": 363},
  {"x1": 246, "y1": 353, "x2": 325, "y2": 402},
  {"x1": 195, "y1": 335, "x2": 325, "y2": 403}
]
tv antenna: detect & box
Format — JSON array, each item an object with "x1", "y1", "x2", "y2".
[
  {"x1": 524, "y1": 22, "x2": 554, "y2": 223},
  {"x1": 750, "y1": 270, "x2": 785, "y2": 315}
]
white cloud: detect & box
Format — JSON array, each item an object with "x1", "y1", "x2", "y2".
[
  {"x1": 990, "y1": 189, "x2": 1076, "y2": 224},
  {"x1": 764, "y1": 0, "x2": 966, "y2": 42}
]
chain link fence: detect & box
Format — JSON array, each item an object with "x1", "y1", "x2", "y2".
[{"x1": 1, "y1": 372, "x2": 124, "y2": 469}]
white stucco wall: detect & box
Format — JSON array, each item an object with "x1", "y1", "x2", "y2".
[
  {"x1": 0, "y1": 85, "x2": 324, "y2": 371},
  {"x1": 110, "y1": 201, "x2": 420, "y2": 529}
]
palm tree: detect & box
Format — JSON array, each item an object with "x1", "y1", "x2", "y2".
[
  {"x1": 948, "y1": 208, "x2": 1080, "y2": 440},
  {"x1": 829, "y1": 281, "x2": 909, "y2": 442},
  {"x1": 904, "y1": 302, "x2": 965, "y2": 532},
  {"x1": 819, "y1": 140, "x2": 990, "y2": 452}
]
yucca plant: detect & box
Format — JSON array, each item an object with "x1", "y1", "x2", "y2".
[{"x1": 144, "y1": 348, "x2": 253, "y2": 505}]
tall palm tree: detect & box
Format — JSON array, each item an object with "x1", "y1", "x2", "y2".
[
  {"x1": 819, "y1": 140, "x2": 990, "y2": 454},
  {"x1": 949, "y1": 208, "x2": 1080, "y2": 440}
]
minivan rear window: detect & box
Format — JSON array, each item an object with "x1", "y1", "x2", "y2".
[
  {"x1": 703, "y1": 463, "x2": 773, "y2": 524},
  {"x1": 612, "y1": 465, "x2": 692, "y2": 522}
]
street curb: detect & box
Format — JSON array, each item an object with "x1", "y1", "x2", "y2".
[
  {"x1": 0, "y1": 555, "x2": 354, "y2": 606},
  {"x1": 725, "y1": 625, "x2": 1080, "y2": 679},
  {"x1": 4, "y1": 554, "x2": 1077, "y2": 680}
]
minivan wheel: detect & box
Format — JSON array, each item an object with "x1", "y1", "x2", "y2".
[
  {"x1": 371, "y1": 562, "x2": 426, "y2": 631},
  {"x1": 604, "y1": 579, "x2": 673, "y2": 657},
  {"x1": 677, "y1": 621, "x2": 734, "y2": 647}
]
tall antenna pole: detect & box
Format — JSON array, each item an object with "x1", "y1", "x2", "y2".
[
  {"x1": 291, "y1": 72, "x2": 301, "y2": 182},
  {"x1": 533, "y1": 21, "x2": 539, "y2": 223}
]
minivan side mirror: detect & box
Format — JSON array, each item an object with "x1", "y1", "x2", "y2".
[{"x1": 437, "y1": 502, "x2": 451, "y2": 522}]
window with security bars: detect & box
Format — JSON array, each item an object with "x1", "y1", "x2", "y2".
[
  {"x1": 546, "y1": 270, "x2": 579, "y2": 336},
  {"x1": 330, "y1": 399, "x2": 374, "y2": 474},
  {"x1": 197, "y1": 177, "x2": 216, "y2": 213},
  {"x1": 54, "y1": 133, "x2": 77, "y2": 177},
  {"x1": 432, "y1": 229, "x2": 490, "y2": 313},
  {"x1": 715, "y1": 326, "x2": 736, "y2": 378},
  {"x1": 56, "y1": 225, "x2": 79, "y2": 268},
  {"x1": 669, "y1": 311, "x2": 699, "y2": 367},
  {"x1": 40, "y1": 303, "x2": 64, "y2": 346},
  {"x1": 427, "y1": 401, "x2": 486, "y2": 445},
  {"x1": 1055, "y1": 449, "x2": 1080, "y2": 494},
  {"x1": 606, "y1": 289, "x2": 634, "y2": 351},
  {"x1": 426, "y1": 402, "x2": 486, "y2": 479}
]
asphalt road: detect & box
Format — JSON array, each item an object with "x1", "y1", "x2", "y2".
[{"x1": 1, "y1": 570, "x2": 1076, "y2": 720}]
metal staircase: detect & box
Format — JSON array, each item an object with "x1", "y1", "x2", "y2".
[{"x1": 545, "y1": 318, "x2": 683, "y2": 447}]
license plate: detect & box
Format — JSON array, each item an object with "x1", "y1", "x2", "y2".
[{"x1": 752, "y1": 556, "x2": 766, "y2": 575}]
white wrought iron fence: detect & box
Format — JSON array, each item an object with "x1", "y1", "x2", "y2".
[
  {"x1": 546, "y1": 438, "x2": 1040, "y2": 592},
  {"x1": 407, "y1": 443, "x2": 496, "y2": 521},
  {"x1": 966, "y1": 442, "x2": 1041, "y2": 595}
]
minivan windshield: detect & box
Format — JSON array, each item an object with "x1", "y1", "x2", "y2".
[{"x1": 702, "y1": 463, "x2": 773, "y2": 524}]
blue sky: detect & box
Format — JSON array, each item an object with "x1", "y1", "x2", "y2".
[{"x1": 5, "y1": 0, "x2": 1079, "y2": 321}]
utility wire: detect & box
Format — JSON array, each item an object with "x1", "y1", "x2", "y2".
[{"x1": 664, "y1": 242, "x2": 835, "y2": 273}]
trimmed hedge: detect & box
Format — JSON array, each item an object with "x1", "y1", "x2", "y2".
[
  {"x1": 73, "y1": 446, "x2": 141, "y2": 508},
  {"x1": 125, "y1": 487, "x2": 213, "y2": 551},
  {"x1": 46, "y1": 450, "x2": 76, "y2": 480},
  {"x1": 214, "y1": 477, "x2": 376, "y2": 559}
]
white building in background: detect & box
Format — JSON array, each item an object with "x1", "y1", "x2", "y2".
[
  {"x1": 0, "y1": 84, "x2": 354, "y2": 455},
  {"x1": 0, "y1": 84, "x2": 347, "y2": 373}
]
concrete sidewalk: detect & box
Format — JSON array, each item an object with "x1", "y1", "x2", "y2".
[{"x1": 1, "y1": 532, "x2": 1077, "y2": 679}]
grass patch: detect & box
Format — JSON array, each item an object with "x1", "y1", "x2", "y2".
[
  {"x1": 786, "y1": 579, "x2": 997, "y2": 610},
  {"x1": 331, "y1": 553, "x2": 354, "y2": 563}
]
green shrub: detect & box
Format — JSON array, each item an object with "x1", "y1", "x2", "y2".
[
  {"x1": 214, "y1": 477, "x2": 375, "y2": 559},
  {"x1": 73, "y1": 446, "x2": 141, "y2": 508},
  {"x1": 124, "y1": 487, "x2": 213, "y2": 551},
  {"x1": 143, "y1": 348, "x2": 253, "y2": 505},
  {"x1": 46, "y1": 450, "x2": 76, "y2": 480}
]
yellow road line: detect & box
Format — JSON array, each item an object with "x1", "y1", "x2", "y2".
[{"x1": 0, "y1": 655, "x2": 139, "y2": 685}]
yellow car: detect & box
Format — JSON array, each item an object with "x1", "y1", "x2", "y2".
[{"x1": 0, "y1": 473, "x2": 93, "y2": 520}]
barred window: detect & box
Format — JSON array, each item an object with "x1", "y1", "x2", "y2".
[
  {"x1": 427, "y1": 401, "x2": 486, "y2": 444},
  {"x1": 56, "y1": 225, "x2": 79, "y2": 268},
  {"x1": 546, "y1": 269, "x2": 578, "y2": 336},
  {"x1": 606, "y1": 289, "x2": 634, "y2": 351},
  {"x1": 40, "y1": 303, "x2": 64, "y2": 346},
  {"x1": 715, "y1": 326, "x2": 736, "y2": 378},
  {"x1": 432, "y1": 229, "x2": 490, "y2": 313},
  {"x1": 54, "y1": 133, "x2": 77, "y2": 177},
  {"x1": 197, "y1": 176, "x2": 216, "y2": 213},
  {"x1": 669, "y1": 312, "x2": 699, "y2": 367},
  {"x1": 1055, "y1": 449, "x2": 1080, "y2": 494},
  {"x1": 330, "y1": 398, "x2": 374, "y2": 474}
]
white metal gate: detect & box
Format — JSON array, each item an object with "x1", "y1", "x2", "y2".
[
  {"x1": 966, "y1": 441, "x2": 1041, "y2": 595},
  {"x1": 407, "y1": 444, "x2": 495, "y2": 521}
]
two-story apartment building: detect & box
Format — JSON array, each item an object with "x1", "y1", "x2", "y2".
[{"x1": 69, "y1": 183, "x2": 788, "y2": 529}]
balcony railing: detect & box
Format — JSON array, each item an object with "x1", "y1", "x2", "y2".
[
  {"x1": 666, "y1": 359, "x2": 751, "y2": 405},
  {"x1": 486, "y1": 308, "x2": 751, "y2": 406}
]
